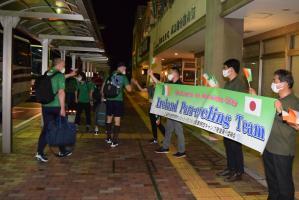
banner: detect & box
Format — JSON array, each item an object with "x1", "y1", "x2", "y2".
[{"x1": 150, "y1": 83, "x2": 277, "y2": 153}]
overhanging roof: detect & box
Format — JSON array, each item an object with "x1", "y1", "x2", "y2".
[{"x1": 0, "y1": 0, "x2": 104, "y2": 51}]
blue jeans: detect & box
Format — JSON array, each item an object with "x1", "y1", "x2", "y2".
[{"x1": 37, "y1": 106, "x2": 66, "y2": 154}]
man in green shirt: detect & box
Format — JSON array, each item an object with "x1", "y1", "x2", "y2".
[
  {"x1": 75, "y1": 72, "x2": 95, "y2": 132},
  {"x1": 250, "y1": 69, "x2": 299, "y2": 200},
  {"x1": 36, "y1": 58, "x2": 71, "y2": 162},
  {"x1": 216, "y1": 59, "x2": 248, "y2": 182},
  {"x1": 103, "y1": 62, "x2": 132, "y2": 148}
]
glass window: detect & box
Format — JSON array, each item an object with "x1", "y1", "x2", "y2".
[
  {"x1": 262, "y1": 58, "x2": 285, "y2": 97},
  {"x1": 291, "y1": 56, "x2": 299, "y2": 97},
  {"x1": 294, "y1": 34, "x2": 299, "y2": 49},
  {"x1": 264, "y1": 37, "x2": 285, "y2": 54}
]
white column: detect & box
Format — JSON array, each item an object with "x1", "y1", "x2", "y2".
[
  {"x1": 60, "y1": 50, "x2": 66, "y2": 61},
  {"x1": 41, "y1": 38, "x2": 51, "y2": 74},
  {"x1": 0, "y1": 16, "x2": 19, "y2": 154},
  {"x1": 71, "y1": 54, "x2": 76, "y2": 70},
  {"x1": 82, "y1": 60, "x2": 86, "y2": 72},
  {"x1": 86, "y1": 62, "x2": 90, "y2": 77}
]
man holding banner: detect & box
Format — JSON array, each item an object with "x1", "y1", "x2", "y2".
[
  {"x1": 216, "y1": 59, "x2": 248, "y2": 182},
  {"x1": 149, "y1": 67, "x2": 186, "y2": 158},
  {"x1": 251, "y1": 69, "x2": 299, "y2": 200}
]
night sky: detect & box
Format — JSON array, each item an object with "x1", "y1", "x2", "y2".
[{"x1": 92, "y1": 0, "x2": 147, "y2": 70}]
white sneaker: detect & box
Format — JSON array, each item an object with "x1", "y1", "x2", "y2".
[
  {"x1": 110, "y1": 142, "x2": 119, "y2": 148},
  {"x1": 35, "y1": 153, "x2": 48, "y2": 163},
  {"x1": 105, "y1": 138, "x2": 112, "y2": 144}
]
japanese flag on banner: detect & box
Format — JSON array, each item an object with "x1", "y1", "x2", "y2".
[
  {"x1": 244, "y1": 96, "x2": 262, "y2": 116},
  {"x1": 162, "y1": 85, "x2": 171, "y2": 96}
]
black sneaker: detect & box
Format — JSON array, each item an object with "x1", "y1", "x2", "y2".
[
  {"x1": 149, "y1": 139, "x2": 158, "y2": 144},
  {"x1": 57, "y1": 151, "x2": 72, "y2": 157},
  {"x1": 224, "y1": 172, "x2": 242, "y2": 182},
  {"x1": 35, "y1": 153, "x2": 48, "y2": 163},
  {"x1": 173, "y1": 152, "x2": 186, "y2": 158},
  {"x1": 155, "y1": 147, "x2": 169, "y2": 153}
]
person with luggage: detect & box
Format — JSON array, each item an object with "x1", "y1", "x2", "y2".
[
  {"x1": 35, "y1": 58, "x2": 72, "y2": 163},
  {"x1": 102, "y1": 62, "x2": 132, "y2": 148},
  {"x1": 74, "y1": 72, "x2": 95, "y2": 133},
  {"x1": 131, "y1": 74, "x2": 165, "y2": 144},
  {"x1": 148, "y1": 67, "x2": 186, "y2": 158}
]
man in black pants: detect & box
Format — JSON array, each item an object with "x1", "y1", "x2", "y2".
[
  {"x1": 35, "y1": 58, "x2": 72, "y2": 162},
  {"x1": 216, "y1": 59, "x2": 248, "y2": 182},
  {"x1": 250, "y1": 69, "x2": 299, "y2": 200},
  {"x1": 132, "y1": 74, "x2": 166, "y2": 144}
]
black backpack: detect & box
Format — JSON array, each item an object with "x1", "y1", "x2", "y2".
[
  {"x1": 93, "y1": 85, "x2": 102, "y2": 101},
  {"x1": 35, "y1": 71, "x2": 60, "y2": 104},
  {"x1": 103, "y1": 74, "x2": 121, "y2": 98}
]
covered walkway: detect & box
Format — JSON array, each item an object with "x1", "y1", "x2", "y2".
[{"x1": 0, "y1": 92, "x2": 276, "y2": 200}]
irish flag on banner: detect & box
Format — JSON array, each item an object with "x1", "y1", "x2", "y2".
[
  {"x1": 244, "y1": 96, "x2": 262, "y2": 116},
  {"x1": 243, "y1": 68, "x2": 252, "y2": 82},
  {"x1": 162, "y1": 85, "x2": 171, "y2": 96}
]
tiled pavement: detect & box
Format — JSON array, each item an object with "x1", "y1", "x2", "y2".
[{"x1": 0, "y1": 94, "x2": 295, "y2": 199}]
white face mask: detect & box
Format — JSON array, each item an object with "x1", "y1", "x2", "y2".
[
  {"x1": 222, "y1": 69, "x2": 231, "y2": 78},
  {"x1": 167, "y1": 74, "x2": 174, "y2": 81},
  {"x1": 122, "y1": 71, "x2": 126, "y2": 75},
  {"x1": 271, "y1": 82, "x2": 284, "y2": 93},
  {"x1": 76, "y1": 76, "x2": 82, "y2": 82},
  {"x1": 60, "y1": 68, "x2": 65, "y2": 74}
]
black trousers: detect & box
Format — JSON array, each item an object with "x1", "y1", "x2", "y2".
[
  {"x1": 75, "y1": 102, "x2": 91, "y2": 126},
  {"x1": 223, "y1": 138, "x2": 244, "y2": 173},
  {"x1": 149, "y1": 112, "x2": 165, "y2": 140},
  {"x1": 263, "y1": 150, "x2": 295, "y2": 200},
  {"x1": 37, "y1": 107, "x2": 66, "y2": 154}
]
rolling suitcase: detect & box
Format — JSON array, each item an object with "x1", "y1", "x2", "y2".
[{"x1": 95, "y1": 102, "x2": 106, "y2": 126}]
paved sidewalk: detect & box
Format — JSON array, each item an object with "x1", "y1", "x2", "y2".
[{"x1": 0, "y1": 95, "x2": 297, "y2": 199}]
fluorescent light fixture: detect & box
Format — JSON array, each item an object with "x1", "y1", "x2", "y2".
[
  {"x1": 56, "y1": 8, "x2": 62, "y2": 14},
  {"x1": 174, "y1": 52, "x2": 178, "y2": 56}
]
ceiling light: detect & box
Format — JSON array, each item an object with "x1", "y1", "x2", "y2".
[
  {"x1": 161, "y1": 58, "x2": 165, "y2": 61},
  {"x1": 174, "y1": 52, "x2": 178, "y2": 56},
  {"x1": 56, "y1": 8, "x2": 62, "y2": 14},
  {"x1": 55, "y1": 0, "x2": 65, "y2": 7}
]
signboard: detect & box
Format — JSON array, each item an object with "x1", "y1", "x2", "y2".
[{"x1": 150, "y1": 83, "x2": 277, "y2": 153}]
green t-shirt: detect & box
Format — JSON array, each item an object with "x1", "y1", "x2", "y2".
[
  {"x1": 44, "y1": 67, "x2": 65, "y2": 107},
  {"x1": 266, "y1": 93, "x2": 299, "y2": 156},
  {"x1": 77, "y1": 81, "x2": 95, "y2": 103},
  {"x1": 65, "y1": 77, "x2": 78, "y2": 93},
  {"x1": 224, "y1": 76, "x2": 248, "y2": 93},
  {"x1": 107, "y1": 72, "x2": 130, "y2": 101}
]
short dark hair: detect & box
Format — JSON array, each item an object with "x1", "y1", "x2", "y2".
[
  {"x1": 153, "y1": 73, "x2": 160, "y2": 81},
  {"x1": 223, "y1": 59, "x2": 240, "y2": 74},
  {"x1": 117, "y1": 62, "x2": 126, "y2": 68},
  {"x1": 171, "y1": 67, "x2": 180, "y2": 75},
  {"x1": 274, "y1": 69, "x2": 294, "y2": 88}
]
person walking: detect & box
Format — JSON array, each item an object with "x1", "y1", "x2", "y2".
[
  {"x1": 149, "y1": 67, "x2": 186, "y2": 158},
  {"x1": 75, "y1": 72, "x2": 95, "y2": 133},
  {"x1": 131, "y1": 74, "x2": 165, "y2": 144},
  {"x1": 216, "y1": 58, "x2": 248, "y2": 182},
  {"x1": 35, "y1": 58, "x2": 71, "y2": 162},
  {"x1": 103, "y1": 62, "x2": 132, "y2": 148},
  {"x1": 250, "y1": 69, "x2": 299, "y2": 200}
]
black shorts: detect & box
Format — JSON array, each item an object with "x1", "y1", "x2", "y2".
[{"x1": 106, "y1": 100, "x2": 124, "y2": 117}]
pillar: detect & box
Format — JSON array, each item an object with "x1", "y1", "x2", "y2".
[
  {"x1": 82, "y1": 60, "x2": 86, "y2": 72},
  {"x1": 204, "y1": 0, "x2": 244, "y2": 87},
  {"x1": 41, "y1": 38, "x2": 51, "y2": 74},
  {"x1": 0, "y1": 16, "x2": 19, "y2": 153},
  {"x1": 71, "y1": 54, "x2": 76, "y2": 70},
  {"x1": 60, "y1": 50, "x2": 66, "y2": 61}
]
